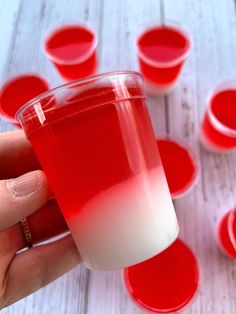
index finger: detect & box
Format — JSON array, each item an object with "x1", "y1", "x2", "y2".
[{"x1": 0, "y1": 130, "x2": 40, "y2": 179}]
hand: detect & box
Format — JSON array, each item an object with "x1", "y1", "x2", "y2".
[{"x1": 0, "y1": 130, "x2": 81, "y2": 309}]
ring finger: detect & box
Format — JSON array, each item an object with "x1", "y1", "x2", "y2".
[{"x1": 1, "y1": 199, "x2": 69, "y2": 253}]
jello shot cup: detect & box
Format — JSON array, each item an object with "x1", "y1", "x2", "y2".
[
  {"x1": 157, "y1": 137, "x2": 198, "y2": 199},
  {"x1": 216, "y1": 209, "x2": 236, "y2": 259},
  {"x1": 44, "y1": 23, "x2": 98, "y2": 82},
  {"x1": 200, "y1": 81, "x2": 236, "y2": 153},
  {"x1": 136, "y1": 23, "x2": 191, "y2": 95},
  {"x1": 0, "y1": 74, "x2": 49, "y2": 127},
  {"x1": 16, "y1": 71, "x2": 178, "y2": 271},
  {"x1": 124, "y1": 239, "x2": 199, "y2": 313}
]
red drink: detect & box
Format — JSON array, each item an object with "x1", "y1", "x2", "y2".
[
  {"x1": 200, "y1": 82, "x2": 236, "y2": 152},
  {"x1": 44, "y1": 24, "x2": 97, "y2": 81},
  {"x1": 137, "y1": 24, "x2": 191, "y2": 95},
  {"x1": 124, "y1": 239, "x2": 199, "y2": 313},
  {"x1": 157, "y1": 138, "x2": 198, "y2": 199},
  {"x1": 216, "y1": 209, "x2": 236, "y2": 259},
  {"x1": 17, "y1": 72, "x2": 178, "y2": 270},
  {"x1": 0, "y1": 74, "x2": 49, "y2": 126}
]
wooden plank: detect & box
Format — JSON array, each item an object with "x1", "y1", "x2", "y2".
[
  {"x1": 0, "y1": 1, "x2": 101, "y2": 314},
  {"x1": 1, "y1": 0, "x2": 236, "y2": 313},
  {"x1": 87, "y1": 1, "x2": 165, "y2": 314},
  {"x1": 0, "y1": 0, "x2": 22, "y2": 131},
  {"x1": 163, "y1": 0, "x2": 236, "y2": 314},
  {"x1": 98, "y1": 0, "x2": 167, "y2": 136},
  {"x1": 0, "y1": 0, "x2": 22, "y2": 81}
]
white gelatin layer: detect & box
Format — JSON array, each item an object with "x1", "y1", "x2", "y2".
[{"x1": 68, "y1": 166, "x2": 179, "y2": 270}]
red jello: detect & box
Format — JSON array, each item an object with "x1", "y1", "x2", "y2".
[
  {"x1": 157, "y1": 138, "x2": 198, "y2": 198},
  {"x1": 124, "y1": 239, "x2": 199, "y2": 313},
  {"x1": 200, "y1": 82, "x2": 236, "y2": 152},
  {"x1": 137, "y1": 23, "x2": 191, "y2": 95},
  {"x1": 0, "y1": 74, "x2": 49, "y2": 126},
  {"x1": 216, "y1": 209, "x2": 236, "y2": 259},
  {"x1": 44, "y1": 24, "x2": 97, "y2": 81}
]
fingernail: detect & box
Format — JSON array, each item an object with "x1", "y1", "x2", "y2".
[{"x1": 7, "y1": 171, "x2": 41, "y2": 197}]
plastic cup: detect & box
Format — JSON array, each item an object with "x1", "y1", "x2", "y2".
[
  {"x1": 136, "y1": 23, "x2": 191, "y2": 95},
  {"x1": 157, "y1": 137, "x2": 198, "y2": 199},
  {"x1": 16, "y1": 71, "x2": 178, "y2": 271},
  {"x1": 0, "y1": 74, "x2": 49, "y2": 127},
  {"x1": 124, "y1": 238, "x2": 199, "y2": 313},
  {"x1": 44, "y1": 23, "x2": 98, "y2": 82},
  {"x1": 200, "y1": 81, "x2": 236, "y2": 153},
  {"x1": 216, "y1": 209, "x2": 236, "y2": 259}
]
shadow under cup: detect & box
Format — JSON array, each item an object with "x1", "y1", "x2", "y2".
[{"x1": 16, "y1": 71, "x2": 178, "y2": 271}]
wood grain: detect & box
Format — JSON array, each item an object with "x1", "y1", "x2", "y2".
[{"x1": 0, "y1": 0, "x2": 236, "y2": 313}]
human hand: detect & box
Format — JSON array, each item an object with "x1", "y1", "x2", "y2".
[{"x1": 0, "y1": 130, "x2": 81, "y2": 309}]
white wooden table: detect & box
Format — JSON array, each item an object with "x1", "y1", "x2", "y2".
[{"x1": 1, "y1": 0, "x2": 236, "y2": 313}]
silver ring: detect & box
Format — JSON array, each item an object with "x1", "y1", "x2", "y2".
[{"x1": 20, "y1": 217, "x2": 33, "y2": 248}]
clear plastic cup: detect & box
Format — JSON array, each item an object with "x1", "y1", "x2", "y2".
[
  {"x1": 0, "y1": 74, "x2": 49, "y2": 127},
  {"x1": 16, "y1": 71, "x2": 178, "y2": 271},
  {"x1": 216, "y1": 209, "x2": 236, "y2": 259},
  {"x1": 124, "y1": 238, "x2": 199, "y2": 313},
  {"x1": 136, "y1": 22, "x2": 191, "y2": 95},
  {"x1": 200, "y1": 81, "x2": 236, "y2": 153},
  {"x1": 157, "y1": 137, "x2": 198, "y2": 199},
  {"x1": 44, "y1": 23, "x2": 98, "y2": 82}
]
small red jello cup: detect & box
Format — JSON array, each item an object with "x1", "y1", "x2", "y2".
[
  {"x1": 0, "y1": 74, "x2": 49, "y2": 127},
  {"x1": 216, "y1": 209, "x2": 236, "y2": 259},
  {"x1": 200, "y1": 81, "x2": 236, "y2": 153},
  {"x1": 124, "y1": 239, "x2": 199, "y2": 313},
  {"x1": 44, "y1": 23, "x2": 98, "y2": 82},
  {"x1": 136, "y1": 23, "x2": 191, "y2": 95},
  {"x1": 157, "y1": 137, "x2": 198, "y2": 199}
]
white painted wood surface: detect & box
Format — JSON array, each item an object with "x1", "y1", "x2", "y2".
[{"x1": 0, "y1": 0, "x2": 236, "y2": 313}]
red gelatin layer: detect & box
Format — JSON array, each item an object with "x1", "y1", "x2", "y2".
[
  {"x1": 217, "y1": 209, "x2": 236, "y2": 259},
  {"x1": 45, "y1": 25, "x2": 97, "y2": 81},
  {"x1": 201, "y1": 90, "x2": 236, "y2": 149},
  {"x1": 157, "y1": 139, "x2": 197, "y2": 197},
  {"x1": 137, "y1": 25, "x2": 190, "y2": 85},
  {"x1": 0, "y1": 74, "x2": 49, "y2": 123},
  {"x1": 124, "y1": 239, "x2": 199, "y2": 313}
]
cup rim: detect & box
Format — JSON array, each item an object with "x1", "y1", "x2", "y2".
[
  {"x1": 156, "y1": 135, "x2": 199, "y2": 199},
  {"x1": 123, "y1": 238, "x2": 199, "y2": 313},
  {"x1": 43, "y1": 22, "x2": 98, "y2": 65},
  {"x1": 16, "y1": 71, "x2": 144, "y2": 121},
  {"x1": 136, "y1": 21, "x2": 192, "y2": 68},
  {"x1": 0, "y1": 73, "x2": 49, "y2": 123},
  {"x1": 228, "y1": 208, "x2": 236, "y2": 251},
  {"x1": 206, "y1": 80, "x2": 236, "y2": 138}
]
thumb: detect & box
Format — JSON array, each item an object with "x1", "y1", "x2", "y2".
[{"x1": 0, "y1": 171, "x2": 49, "y2": 230}]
